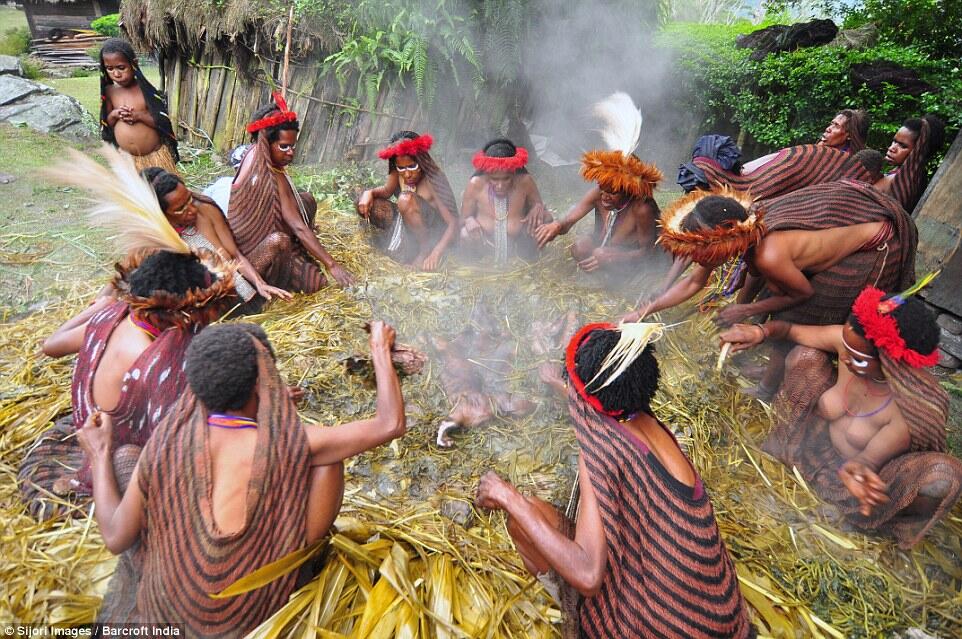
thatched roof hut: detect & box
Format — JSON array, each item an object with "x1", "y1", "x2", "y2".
[
  {"x1": 23, "y1": 0, "x2": 120, "y2": 39},
  {"x1": 120, "y1": 0, "x2": 509, "y2": 164}
]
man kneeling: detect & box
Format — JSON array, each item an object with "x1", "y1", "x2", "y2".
[
  {"x1": 79, "y1": 321, "x2": 404, "y2": 633},
  {"x1": 476, "y1": 322, "x2": 755, "y2": 638}
]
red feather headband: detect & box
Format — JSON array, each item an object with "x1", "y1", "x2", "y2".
[
  {"x1": 246, "y1": 91, "x2": 298, "y2": 134},
  {"x1": 851, "y1": 286, "x2": 939, "y2": 368},
  {"x1": 564, "y1": 322, "x2": 627, "y2": 418},
  {"x1": 472, "y1": 147, "x2": 529, "y2": 173},
  {"x1": 378, "y1": 134, "x2": 434, "y2": 160}
]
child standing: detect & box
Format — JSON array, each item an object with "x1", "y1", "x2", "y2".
[{"x1": 99, "y1": 38, "x2": 180, "y2": 173}]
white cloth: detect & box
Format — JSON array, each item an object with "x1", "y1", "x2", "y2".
[{"x1": 203, "y1": 177, "x2": 233, "y2": 218}]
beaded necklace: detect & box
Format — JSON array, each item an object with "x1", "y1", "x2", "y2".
[
  {"x1": 129, "y1": 314, "x2": 161, "y2": 340},
  {"x1": 207, "y1": 413, "x2": 258, "y2": 430}
]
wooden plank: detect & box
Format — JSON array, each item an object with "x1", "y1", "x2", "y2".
[{"x1": 915, "y1": 130, "x2": 962, "y2": 275}]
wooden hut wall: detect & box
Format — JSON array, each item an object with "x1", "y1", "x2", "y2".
[
  {"x1": 23, "y1": 0, "x2": 120, "y2": 39},
  {"x1": 164, "y1": 42, "x2": 486, "y2": 166}
]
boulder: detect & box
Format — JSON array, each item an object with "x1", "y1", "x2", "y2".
[
  {"x1": 940, "y1": 328, "x2": 962, "y2": 360},
  {"x1": 829, "y1": 23, "x2": 878, "y2": 50},
  {"x1": 0, "y1": 55, "x2": 23, "y2": 77},
  {"x1": 0, "y1": 76, "x2": 93, "y2": 141},
  {"x1": 936, "y1": 313, "x2": 962, "y2": 335}
]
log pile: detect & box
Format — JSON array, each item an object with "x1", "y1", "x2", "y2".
[{"x1": 30, "y1": 30, "x2": 104, "y2": 68}]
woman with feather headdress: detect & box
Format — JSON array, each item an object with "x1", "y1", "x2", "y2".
[
  {"x1": 535, "y1": 93, "x2": 665, "y2": 280},
  {"x1": 477, "y1": 322, "x2": 755, "y2": 639},
  {"x1": 19, "y1": 147, "x2": 237, "y2": 519},
  {"x1": 459, "y1": 137, "x2": 551, "y2": 264}
]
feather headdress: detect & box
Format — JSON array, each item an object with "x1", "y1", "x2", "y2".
[
  {"x1": 565, "y1": 321, "x2": 666, "y2": 418},
  {"x1": 46, "y1": 144, "x2": 189, "y2": 255},
  {"x1": 657, "y1": 187, "x2": 764, "y2": 264},
  {"x1": 581, "y1": 92, "x2": 661, "y2": 199}
]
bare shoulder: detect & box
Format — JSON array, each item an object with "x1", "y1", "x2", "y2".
[{"x1": 463, "y1": 176, "x2": 484, "y2": 197}]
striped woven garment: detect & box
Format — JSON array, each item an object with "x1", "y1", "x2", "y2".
[
  {"x1": 18, "y1": 301, "x2": 193, "y2": 513},
  {"x1": 758, "y1": 178, "x2": 917, "y2": 326},
  {"x1": 227, "y1": 135, "x2": 326, "y2": 293},
  {"x1": 566, "y1": 386, "x2": 756, "y2": 638},
  {"x1": 132, "y1": 339, "x2": 310, "y2": 635},
  {"x1": 769, "y1": 346, "x2": 962, "y2": 548},
  {"x1": 694, "y1": 144, "x2": 870, "y2": 201}
]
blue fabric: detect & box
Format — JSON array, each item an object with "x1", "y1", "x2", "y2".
[{"x1": 677, "y1": 134, "x2": 742, "y2": 192}]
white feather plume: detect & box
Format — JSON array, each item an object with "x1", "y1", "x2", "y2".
[
  {"x1": 45, "y1": 144, "x2": 188, "y2": 255},
  {"x1": 592, "y1": 92, "x2": 642, "y2": 155}
]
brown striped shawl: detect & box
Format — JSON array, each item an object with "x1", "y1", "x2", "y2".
[
  {"x1": 756, "y1": 178, "x2": 917, "y2": 326},
  {"x1": 133, "y1": 340, "x2": 310, "y2": 636},
  {"x1": 889, "y1": 119, "x2": 930, "y2": 213},
  {"x1": 227, "y1": 135, "x2": 322, "y2": 292},
  {"x1": 694, "y1": 144, "x2": 870, "y2": 201},
  {"x1": 567, "y1": 387, "x2": 755, "y2": 639},
  {"x1": 768, "y1": 346, "x2": 962, "y2": 548}
]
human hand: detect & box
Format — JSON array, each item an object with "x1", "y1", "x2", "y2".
[
  {"x1": 475, "y1": 470, "x2": 515, "y2": 511},
  {"x1": 838, "y1": 460, "x2": 889, "y2": 516},
  {"x1": 718, "y1": 323, "x2": 765, "y2": 353},
  {"x1": 578, "y1": 247, "x2": 614, "y2": 272},
  {"x1": 714, "y1": 303, "x2": 751, "y2": 328},
  {"x1": 357, "y1": 191, "x2": 373, "y2": 218},
  {"x1": 77, "y1": 412, "x2": 113, "y2": 461},
  {"x1": 256, "y1": 282, "x2": 293, "y2": 301},
  {"x1": 329, "y1": 264, "x2": 356, "y2": 287},
  {"x1": 287, "y1": 385, "x2": 305, "y2": 405},
  {"x1": 367, "y1": 320, "x2": 397, "y2": 352},
  {"x1": 420, "y1": 250, "x2": 442, "y2": 272},
  {"x1": 525, "y1": 204, "x2": 547, "y2": 233},
  {"x1": 535, "y1": 221, "x2": 561, "y2": 248},
  {"x1": 463, "y1": 216, "x2": 482, "y2": 239}
]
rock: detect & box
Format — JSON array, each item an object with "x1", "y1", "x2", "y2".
[
  {"x1": 440, "y1": 499, "x2": 475, "y2": 528},
  {"x1": 829, "y1": 22, "x2": 878, "y2": 49},
  {"x1": 0, "y1": 77, "x2": 94, "y2": 142},
  {"x1": 938, "y1": 348, "x2": 961, "y2": 369},
  {"x1": 0, "y1": 75, "x2": 41, "y2": 106},
  {"x1": 940, "y1": 329, "x2": 962, "y2": 360},
  {"x1": 897, "y1": 630, "x2": 941, "y2": 639},
  {"x1": 0, "y1": 173, "x2": 16, "y2": 184},
  {"x1": 0, "y1": 55, "x2": 23, "y2": 77},
  {"x1": 937, "y1": 313, "x2": 962, "y2": 335}
]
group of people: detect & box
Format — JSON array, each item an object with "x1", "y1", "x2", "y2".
[{"x1": 13, "y1": 36, "x2": 961, "y2": 638}]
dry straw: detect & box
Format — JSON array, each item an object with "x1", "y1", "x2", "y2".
[{"x1": 2, "y1": 192, "x2": 961, "y2": 638}]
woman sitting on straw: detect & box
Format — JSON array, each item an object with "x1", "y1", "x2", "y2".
[
  {"x1": 78, "y1": 321, "x2": 406, "y2": 631},
  {"x1": 476, "y1": 322, "x2": 755, "y2": 639},
  {"x1": 719, "y1": 281, "x2": 962, "y2": 548},
  {"x1": 356, "y1": 131, "x2": 460, "y2": 270},
  {"x1": 142, "y1": 167, "x2": 292, "y2": 307}
]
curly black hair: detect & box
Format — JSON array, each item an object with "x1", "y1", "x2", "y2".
[
  {"x1": 140, "y1": 167, "x2": 184, "y2": 212},
  {"x1": 473, "y1": 137, "x2": 529, "y2": 176},
  {"x1": 128, "y1": 251, "x2": 212, "y2": 297},
  {"x1": 574, "y1": 328, "x2": 660, "y2": 416},
  {"x1": 249, "y1": 101, "x2": 300, "y2": 143},
  {"x1": 849, "y1": 295, "x2": 940, "y2": 355},
  {"x1": 854, "y1": 149, "x2": 884, "y2": 182},
  {"x1": 186, "y1": 324, "x2": 263, "y2": 413},
  {"x1": 683, "y1": 195, "x2": 748, "y2": 233}
]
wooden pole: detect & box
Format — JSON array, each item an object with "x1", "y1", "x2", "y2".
[{"x1": 281, "y1": 5, "x2": 294, "y2": 99}]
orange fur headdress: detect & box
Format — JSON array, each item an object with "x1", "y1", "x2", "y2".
[
  {"x1": 657, "y1": 188, "x2": 764, "y2": 264},
  {"x1": 113, "y1": 248, "x2": 236, "y2": 330},
  {"x1": 581, "y1": 150, "x2": 663, "y2": 199}
]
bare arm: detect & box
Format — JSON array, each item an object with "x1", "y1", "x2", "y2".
[
  {"x1": 719, "y1": 321, "x2": 843, "y2": 354},
  {"x1": 716, "y1": 241, "x2": 814, "y2": 326},
  {"x1": 302, "y1": 322, "x2": 405, "y2": 465},
  {"x1": 482, "y1": 458, "x2": 608, "y2": 596},
  {"x1": 201, "y1": 202, "x2": 291, "y2": 300},
  {"x1": 279, "y1": 201, "x2": 339, "y2": 270},
  {"x1": 42, "y1": 296, "x2": 114, "y2": 357},
  {"x1": 77, "y1": 413, "x2": 145, "y2": 554},
  {"x1": 426, "y1": 186, "x2": 459, "y2": 261},
  {"x1": 643, "y1": 263, "x2": 714, "y2": 316},
  {"x1": 370, "y1": 171, "x2": 400, "y2": 200},
  {"x1": 535, "y1": 186, "x2": 598, "y2": 247}
]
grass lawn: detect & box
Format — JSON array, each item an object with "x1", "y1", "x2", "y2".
[{"x1": 0, "y1": 6, "x2": 27, "y2": 33}]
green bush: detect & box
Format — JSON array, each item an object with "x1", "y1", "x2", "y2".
[
  {"x1": 0, "y1": 26, "x2": 30, "y2": 56},
  {"x1": 90, "y1": 13, "x2": 120, "y2": 38},
  {"x1": 657, "y1": 21, "x2": 961, "y2": 154},
  {"x1": 18, "y1": 55, "x2": 44, "y2": 80}
]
